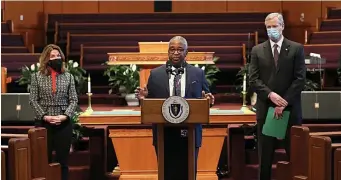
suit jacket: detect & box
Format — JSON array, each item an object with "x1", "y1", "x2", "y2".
[
  {"x1": 29, "y1": 71, "x2": 78, "y2": 121},
  {"x1": 249, "y1": 38, "x2": 306, "y2": 124},
  {"x1": 147, "y1": 64, "x2": 210, "y2": 148}
]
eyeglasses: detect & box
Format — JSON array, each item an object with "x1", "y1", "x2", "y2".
[{"x1": 169, "y1": 49, "x2": 185, "y2": 54}]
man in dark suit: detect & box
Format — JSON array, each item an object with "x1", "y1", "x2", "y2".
[
  {"x1": 248, "y1": 13, "x2": 306, "y2": 180},
  {"x1": 135, "y1": 36, "x2": 214, "y2": 180}
]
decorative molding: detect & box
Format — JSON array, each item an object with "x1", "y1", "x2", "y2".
[{"x1": 108, "y1": 52, "x2": 214, "y2": 64}]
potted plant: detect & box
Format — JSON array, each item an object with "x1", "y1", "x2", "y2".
[
  {"x1": 65, "y1": 60, "x2": 87, "y2": 95},
  {"x1": 17, "y1": 63, "x2": 40, "y2": 92},
  {"x1": 104, "y1": 64, "x2": 140, "y2": 106},
  {"x1": 194, "y1": 57, "x2": 220, "y2": 90}
]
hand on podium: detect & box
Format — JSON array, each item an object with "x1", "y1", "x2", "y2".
[
  {"x1": 202, "y1": 91, "x2": 215, "y2": 105},
  {"x1": 135, "y1": 86, "x2": 148, "y2": 100}
]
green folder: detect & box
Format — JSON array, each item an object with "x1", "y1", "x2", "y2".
[{"x1": 262, "y1": 107, "x2": 290, "y2": 139}]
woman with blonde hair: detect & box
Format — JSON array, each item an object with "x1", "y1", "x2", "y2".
[{"x1": 29, "y1": 44, "x2": 78, "y2": 180}]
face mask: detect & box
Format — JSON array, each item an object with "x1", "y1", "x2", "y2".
[
  {"x1": 267, "y1": 28, "x2": 281, "y2": 41},
  {"x1": 48, "y1": 58, "x2": 63, "y2": 73}
]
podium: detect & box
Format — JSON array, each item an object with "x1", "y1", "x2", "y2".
[{"x1": 141, "y1": 97, "x2": 210, "y2": 180}]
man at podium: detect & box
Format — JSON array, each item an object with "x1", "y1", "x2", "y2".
[{"x1": 135, "y1": 36, "x2": 214, "y2": 180}]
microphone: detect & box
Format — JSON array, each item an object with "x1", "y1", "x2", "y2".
[
  {"x1": 166, "y1": 60, "x2": 172, "y2": 79},
  {"x1": 177, "y1": 60, "x2": 187, "y2": 75},
  {"x1": 178, "y1": 66, "x2": 184, "y2": 75}
]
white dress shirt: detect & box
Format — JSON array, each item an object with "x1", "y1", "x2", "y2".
[
  {"x1": 169, "y1": 66, "x2": 186, "y2": 97},
  {"x1": 269, "y1": 35, "x2": 284, "y2": 57}
]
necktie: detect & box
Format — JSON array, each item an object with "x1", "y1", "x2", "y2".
[
  {"x1": 173, "y1": 70, "x2": 181, "y2": 96},
  {"x1": 273, "y1": 44, "x2": 279, "y2": 67}
]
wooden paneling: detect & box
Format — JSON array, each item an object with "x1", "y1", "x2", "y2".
[
  {"x1": 43, "y1": 1, "x2": 63, "y2": 14},
  {"x1": 62, "y1": 1, "x2": 99, "y2": 14},
  {"x1": 3, "y1": 1, "x2": 44, "y2": 29},
  {"x1": 226, "y1": 1, "x2": 282, "y2": 12},
  {"x1": 282, "y1": 1, "x2": 322, "y2": 27},
  {"x1": 99, "y1": 1, "x2": 154, "y2": 13},
  {"x1": 172, "y1": 1, "x2": 227, "y2": 13}
]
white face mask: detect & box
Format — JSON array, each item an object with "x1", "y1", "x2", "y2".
[{"x1": 267, "y1": 28, "x2": 281, "y2": 41}]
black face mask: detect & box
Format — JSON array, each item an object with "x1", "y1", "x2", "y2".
[{"x1": 48, "y1": 58, "x2": 63, "y2": 73}]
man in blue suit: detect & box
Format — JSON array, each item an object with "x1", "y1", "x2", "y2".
[{"x1": 135, "y1": 36, "x2": 214, "y2": 180}]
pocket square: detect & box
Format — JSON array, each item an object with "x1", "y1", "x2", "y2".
[{"x1": 191, "y1": 81, "x2": 197, "y2": 84}]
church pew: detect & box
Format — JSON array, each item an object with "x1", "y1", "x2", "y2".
[
  {"x1": 1, "y1": 150, "x2": 6, "y2": 180},
  {"x1": 334, "y1": 148, "x2": 341, "y2": 180},
  {"x1": 81, "y1": 45, "x2": 244, "y2": 70},
  {"x1": 320, "y1": 19, "x2": 341, "y2": 31},
  {"x1": 305, "y1": 136, "x2": 341, "y2": 180},
  {"x1": 309, "y1": 31, "x2": 341, "y2": 44},
  {"x1": 2, "y1": 129, "x2": 61, "y2": 180},
  {"x1": 1, "y1": 133, "x2": 29, "y2": 148},
  {"x1": 71, "y1": 40, "x2": 255, "y2": 53},
  {"x1": 1, "y1": 53, "x2": 40, "y2": 63},
  {"x1": 8, "y1": 138, "x2": 46, "y2": 180},
  {"x1": 2, "y1": 46, "x2": 30, "y2": 53},
  {"x1": 276, "y1": 126, "x2": 341, "y2": 180},
  {"x1": 56, "y1": 22, "x2": 264, "y2": 42},
  {"x1": 68, "y1": 33, "x2": 257, "y2": 43},
  {"x1": 1, "y1": 20, "x2": 13, "y2": 33},
  {"x1": 69, "y1": 33, "x2": 256, "y2": 43},
  {"x1": 228, "y1": 124, "x2": 341, "y2": 180},
  {"x1": 303, "y1": 44, "x2": 341, "y2": 69},
  {"x1": 1, "y1": 53, "x2": 40, "y2": 79},
  {"x1": 328, "y1": 8, "x2": 341, "y2": 19},
  {"x1": 47, "y1": 12, "x2": 270, "y2": 33},
  {"x1": 59, "y1": 28, "x2": 263, "y2": 44},
  {"x1": 28, "y1": 128, "x2": 61, "y2": 180},
  {"x1": 1, "y1": 32, "x2": 27, "y2": 46},
  {"x1": 68, "y1": 32, "x2": 257, "y2": 54}
]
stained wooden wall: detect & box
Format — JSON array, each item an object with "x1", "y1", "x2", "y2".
[{"x1": 1, "y1": 1, "x2": 341, "y2": 46}]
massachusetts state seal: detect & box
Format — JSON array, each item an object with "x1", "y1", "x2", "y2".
[{"x1": 161, "y1": 96, "x2": 190, "y2": 124}]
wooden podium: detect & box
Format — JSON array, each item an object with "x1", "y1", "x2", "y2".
[
  {"x1": 141, "y1": 98, "x2": 210, "y2": 180},
  {"x1": 107, "y1": 42, "x2": 214, "y2": 87}
]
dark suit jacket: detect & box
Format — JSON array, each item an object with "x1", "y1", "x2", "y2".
[
  {"x1": 249, "y1": 38, "x2": 306, "y2": 124},
  {"x1": 146, "y1": 64, "x2": 210, "y2": 148},
  {"x1": 29, "y1": 72, "x2": 78, "y2": 121}
]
